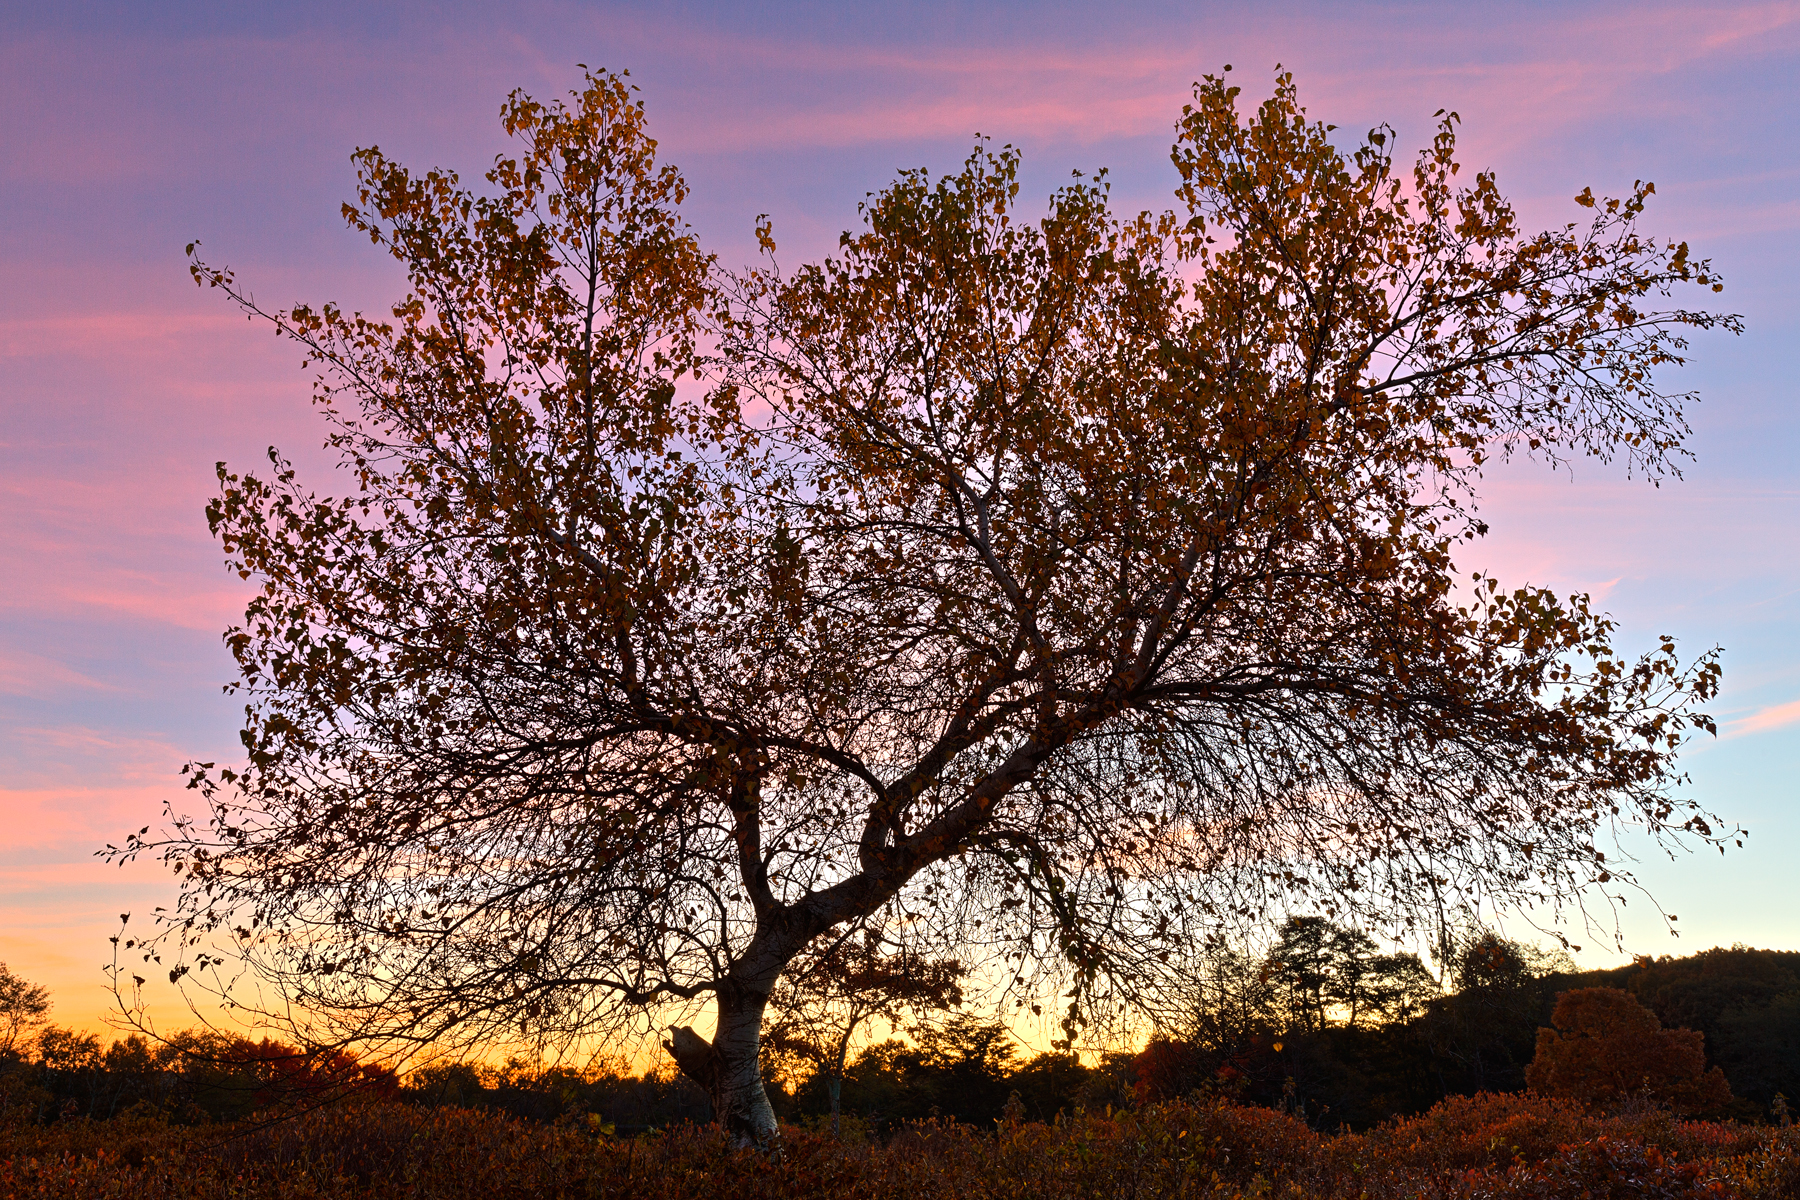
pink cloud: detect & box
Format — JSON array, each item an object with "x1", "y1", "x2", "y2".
[
  {"x1": 0, "y1": 649, "x2": 125, "y2": 699},
  {"x1": 1727, "y1": 696, "x2": 1800, "y2": 737},
  {"x1": 0, "y1": 280, "x2": 313, "y2": 643},
  {"x1": 0, "y1": 474, "x2": 254, "y2": 632},
  {"x1": 1460, "y1": 474, "x2": 1800, "y2": 599},
  {"x1": 603, "y1": 2, "x2": 1800, "y2": 161},
  {"x1": 2, "y1": 777, "x2": 192, "y2": 848},
  {"x1": 1697, "y1": 0, "x2": 1800, "y2": 49},
  {"x1": 0, "y1": 311, "x2": 252, "y2": 360},
  {"x1": 0, "y1": 726, "x2": 223, "y2": 842}
]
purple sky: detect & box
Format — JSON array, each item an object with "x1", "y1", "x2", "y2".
[{"x1": 3, "y1": 0, "x2": 1795, "y2": 1035}]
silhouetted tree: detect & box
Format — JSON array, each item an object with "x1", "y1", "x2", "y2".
[
  {"x1": 760, "y1": 936, "x2": 964, "y2": 1133},
  {"x1": 1424, "y1": 931, "x2": 1568, "y2": 1094},
  {"x1": 1267, "y1": 917, "x2": 1336, "y2": 1034},
  {"x1": 822, "y1": 1015, "x2": 1020, "y2": 1129},
  {"x1": 1262, "y1": 918, "x2": 1438, "y2": 1032},
  {"x1": 1009, "y1": 1050, "x2": 1092, "y2": 1121},
  {"x1": 0, "y1": 962, "x2": 51, "y2": 1060},
  {"x1": 122, "y1": 64, "x2": 1737, "y2": 1146}
]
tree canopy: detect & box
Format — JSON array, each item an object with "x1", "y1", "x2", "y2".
[
  {"x1": 115, "y1": 66, "x2": 1738, "y2": 1144},
  {"x1": 0, "y1": 961, "x2": 52, "y2": 1060}
]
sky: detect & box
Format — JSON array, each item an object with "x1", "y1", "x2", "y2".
[{"x1": 1, "y1": 0, "x2": 1795, "y2": 1039}]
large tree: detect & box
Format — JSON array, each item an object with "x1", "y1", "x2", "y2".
[{"x1": 116, "y1": 68, "x2": 1737, "y2": 1145}]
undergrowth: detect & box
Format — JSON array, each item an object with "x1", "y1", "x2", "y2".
[{"x1": 3, "y1": 1092, "x2": 1797, "y2": 1198}]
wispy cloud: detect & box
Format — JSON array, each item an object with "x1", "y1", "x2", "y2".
[
  {"x1": 0, "y1": 312, "x2": 251, "y2": 359},
  {"x1": 592, "y1": 1, "x2": 1800, "y2": 158},
  {"x1": 1726, "y1": 697, "x2": 1800, "y2": 737},
  {"x1": 0, "y1": 649, "x2": 126, "y2": 699},
  {"x1": 0, "y1": 477, "x2": 252, "y2": 632}
]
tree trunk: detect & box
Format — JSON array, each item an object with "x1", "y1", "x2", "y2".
[
  {"x1": 713, "y1": 991, "x2": 779, "y2": 1146},
  {"x1": 828, "y1": 1029, "x2": 849, "y2": 1138},
  {"x1": 665, "y1": 990, "x2": 779, "y2": 1149}
]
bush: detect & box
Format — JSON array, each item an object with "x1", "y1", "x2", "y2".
[
  {"x1": 3, "y1": 1089, "x2": 1799, "y2": 1198},
  {"x1": 1527, "y1": 988, "x2": 1734, "y2": 1116}
]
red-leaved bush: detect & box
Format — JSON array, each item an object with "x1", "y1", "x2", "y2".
[
  {"x1": 3, "y1": 1091, "x2": 1797, "y2": 1198},
  {"x1": 220, "y1": 1038, "x2": 401, "y2": 1108},
  {"x1": 1527, "y1": 988, "x2": 1734, "y2": 1116}
]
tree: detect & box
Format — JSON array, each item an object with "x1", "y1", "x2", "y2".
[
  {"x1": 1134, "y1": 921, "x2": 1441, "y2": 1122},
  {"x1": 1359, "y1": 951, "x2": 1440, "y2": 1027},
  {"x1": 1262, "y1": 917, "x2": 1439, "y2": 1032},
  {"x1": 803, "y1": 1015, "x2": 1020, "y2": 1129},
  {"x1": 1182, "y1": 938, "x2": 1282, "y2": 1057},
  {"x1": 1526, "y1": 986, "x2": 1732, "y2": 1115},
  {"x1": 1423, "y1": 929, "x2": 1570, "y2": 1094},
  {"x1": 1009, "y1": 1049, "x2": 1092, "y2": 1120},
  {"x1": 0, "y1": 962, "x2": 51, "y2": 1059},
  {"x1": 908, "y1": 1014, "x2": 1021, "y2": 1124},
  {"x1": 118, "y1": 66, "x2": 1736, "y2": 1146},
  {"x1": 1266, "y1": 917, "x2": 1337, "y2": 1034},
  {"x1": 759, "y1": 936, "x2": 964, "y2": 1133}
]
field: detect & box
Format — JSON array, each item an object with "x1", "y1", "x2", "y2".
[{"x1": 3, "y1": 1092, "x2": 1798, "y2": 1199}]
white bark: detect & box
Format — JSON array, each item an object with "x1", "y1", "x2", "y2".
[
  {"x1": 665, "y1": 990, "x2": 779, "y2": 1148},
  {"x1": 712, "y1": 992, "x2": 779, "y2": 1146}
]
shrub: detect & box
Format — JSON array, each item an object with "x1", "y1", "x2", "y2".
[
  {"x1": 1527, "y1": 988, "x2": 1734, "y2": 1116},
  {"x1": 2, "y1": 1089, "x2": 1799, "y2": 1198}
]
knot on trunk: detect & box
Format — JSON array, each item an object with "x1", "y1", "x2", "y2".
[
  {"x1": 662, "y1": 1024, "x2": 723, "y2": 1093},
  {"x1": 662, "y1": 1023, "x2": 769, "y2": 1150}
]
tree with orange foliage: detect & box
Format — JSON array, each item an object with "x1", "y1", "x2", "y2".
[
  {"x1": 1526, "y1": 986, "x2": 1731, "y2": 1115},
  {"x1": 120, "y1": 65, "x2": 1739, "y2": 1147}
]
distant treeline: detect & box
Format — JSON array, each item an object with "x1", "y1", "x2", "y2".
[
  {"x1": 3, "y1": 929, "x2": 1795, "y2": 1133},
  {"x1": 0, "y1": 1026, "x2": 713, "y2": 1133},
  {"x1": 776, "y1": 927, "x2": 1800, "y2": 1132},
  {"x1": 1104, "y1": 924, "x2": 1800, "y2": 1129}
]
